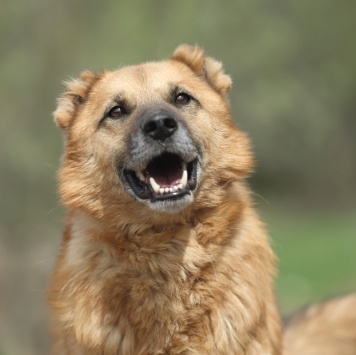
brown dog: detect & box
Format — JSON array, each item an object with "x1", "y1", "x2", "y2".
[
  {"x1": 49, "y1": 45, "x2": 355, "y2": 354},
  {"x1": 50, "y1": 44, "x2": 281, "y2": 354}
]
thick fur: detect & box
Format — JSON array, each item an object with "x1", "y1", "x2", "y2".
[
  {"x1": 284, "y1": 294, "x2": 356, "y2": 355},
  {"x1": 49, "y1": 45, "x2": 355, "y2": 354},
  {"x1": 50, "y1": 44, "x2": 281, "y2": 354}
]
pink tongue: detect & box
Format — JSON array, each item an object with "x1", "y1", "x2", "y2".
[{"x1": 151, "y1": 167, "x2": 182, "y2": 187}]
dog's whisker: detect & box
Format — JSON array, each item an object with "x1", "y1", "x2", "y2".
[{"x1": 250, "y1": 191, "x2": 270, "y2": 205}]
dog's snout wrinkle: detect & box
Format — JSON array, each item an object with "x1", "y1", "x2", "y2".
[{"x1": 142, "y1": 113, "x2": 178, "y2": 141}]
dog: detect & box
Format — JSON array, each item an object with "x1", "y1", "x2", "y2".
[
  {"x1": 49, "y1": 45, "x2": 355, "y2": 354},
  {"x1": 284, "y1": 293, "x2": 356, "y2": 355}
]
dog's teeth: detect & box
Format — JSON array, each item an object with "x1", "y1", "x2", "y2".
[
  {"x1": 181, "y1": 170, "x2": 188, "y2": 188},
  {"x1": 149, "y1": 173, "x2": 188, "y2": 195},
  {"x1": 137, "y1": 171, "x2": 146, "y2": 182},
  {"x1": 149, "y1": 177, "x2": 160, "y2": 194}
]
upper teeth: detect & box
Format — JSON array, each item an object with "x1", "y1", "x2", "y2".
[
  {"x1": 149, "y1": 177, "x2": 160, "y2": 193},
  {"x1": 137, "y1": 171, "x2": 146, "y2": 182},
  {"x1": 148, "y1": 169, "x2": 188, "y2": 195},
  {"x1": 181, "y1": 169, "x2": 187, "y2": 187}
]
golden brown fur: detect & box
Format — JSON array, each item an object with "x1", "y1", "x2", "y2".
[
  {"x1": 49, "y1": 45, "x2": 355, "y2": 354},
  {"x1": 284, "y1": 294, "x2": 356, "y2": 355}
]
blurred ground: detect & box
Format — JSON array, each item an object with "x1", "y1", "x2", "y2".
[{"x1": 0, "y1": 1, "x2": 355, "y2": 354}]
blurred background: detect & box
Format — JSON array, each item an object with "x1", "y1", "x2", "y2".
[{"x1": 1, "y1": 1, "x2": 355, "y2": 354}]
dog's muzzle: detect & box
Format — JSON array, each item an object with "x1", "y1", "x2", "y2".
[{"x1": 120, "y1": 107, "x2": 200, "y2": 207}]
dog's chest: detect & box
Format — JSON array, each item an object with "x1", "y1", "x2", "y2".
[
  {"x1": 95, "y1": 262, "x2": 225, "y2": 354},
  {"x1": 64, "y1": 222, "x2": 239, "y2": 353}
]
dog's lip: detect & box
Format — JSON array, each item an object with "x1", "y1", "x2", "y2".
[{"x1": 122, "y1": 153, "x2": 198, "y2": 202}]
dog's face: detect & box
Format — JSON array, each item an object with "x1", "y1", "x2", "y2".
[
  {"x1": 54, "y1": 45, "x2": 252, "y2": 221},
  {"x1": 97, "y1": 63, "x2": 203, "y2": 213}
]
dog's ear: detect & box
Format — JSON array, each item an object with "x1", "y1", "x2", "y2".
[
  {"x1": 53, "y1": 70, "x2": 100, "y2": 130},
  {"x1": 171, "y1": 44, "x2": 232, "y2": 96}
]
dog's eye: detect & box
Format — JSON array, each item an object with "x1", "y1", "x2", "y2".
[
  {"x1": 107, "y1": 105, "x2": 126, "y2": 119},
  {"x1": 175, "y1": 93, "x2": 191, "y2": 106}
]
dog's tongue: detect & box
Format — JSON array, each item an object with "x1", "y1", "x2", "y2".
[
  {"x1": 146, "y1": 154, "x2": 183, "y2": 187},
  {"x1": 149, "y1": 167, "x2": 182, "y2": 186}
]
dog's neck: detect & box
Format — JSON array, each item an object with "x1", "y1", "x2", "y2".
[{"x1": 64, "y1": 181, "x2": 249, "y2": 271}]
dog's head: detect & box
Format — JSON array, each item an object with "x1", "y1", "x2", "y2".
[{"x1": 54, "y1": 45, "x2": 253, "y2": 222}]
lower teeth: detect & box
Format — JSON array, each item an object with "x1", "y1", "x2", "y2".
[{"x1": 156, "y1": 184, "x2": 184, "y2": 195}]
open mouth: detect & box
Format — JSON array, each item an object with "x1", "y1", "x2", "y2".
[{"x1": 123, "y1": 153, "x2": 198, "y2": 202}]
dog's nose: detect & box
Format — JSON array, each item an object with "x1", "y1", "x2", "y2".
[{"x1": 142, "y1": 113, "x2": 178, "y2": 141}]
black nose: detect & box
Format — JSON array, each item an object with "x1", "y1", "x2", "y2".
[{"x1": 142, "y1": 113, "x2": 178, "y2": 141}]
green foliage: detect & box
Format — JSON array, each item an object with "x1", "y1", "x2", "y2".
[{"x1": 263, "y1": 205, "x2": 356, "y2": 313}]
